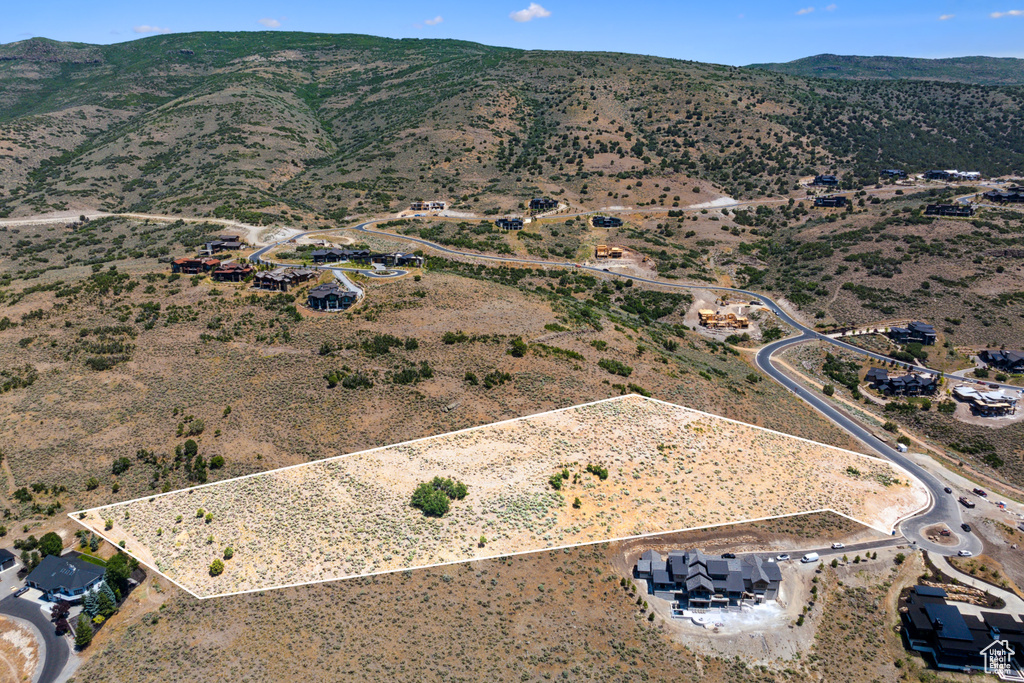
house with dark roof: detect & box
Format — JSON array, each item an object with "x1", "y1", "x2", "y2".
[
  {"x1": 814, "y1": 195, "x2": 848, "y2": 208},
  {"x1": 884, "y1": 372, "x2": 938, "y2": 397},
  {"x1": 529, "y1": 197, "x2": 558, "y2": 212},
  {"x1": 0, "y1": 548, "x2": 15, "y2": 572},
  {"x1": 901, "y1": 584, "x2": 1024, "y2": 673},
  {"x1": 211, "y1": 262, "x2": 254, "y2": 282},
  {"x1": 983, "y1": 189, "x2": 1024, "y2": 204},
  {"x1": 634, "y1": 549, "x2": 781, "y2": 611},
  {"x1": 307, "y1": 282, "x2": 358, "y2": 311},
  {"x1": 979, "y1": 350, "x2": 1024, "y2": 373},
  {"x1": 200, "y1": 237, "x2": 246, "y2": 256},
  {"x1": 591, "y1": 216, "x2": 623, "y2": 228},
  {"x1": 310, "y1": 248, "x2": 374, "y2": 264},
  {"x1": 254, "y1": 268, "x2": 317, "y2": 292},
  {"x1": 25, "y1": 554, "x2": 105, "y2": 603},
  {"x1": 881, "y1": 169, "x2": 907, "y2": 178},
  {"x1": 812, "y1": 175, "x2": 839, "y2": 187},
  {"x1": 495, "y1": 217, "x2": 524, "y2": 231},
  {"x1": 172, "y1": 257, "x2": 220, "y2": 275},
  {"x1": 888, "y1": 321, "x2": 937, "y2": 345},
  {"x1": 925, "y1": 204, "x2": 974, "y2": 218}
]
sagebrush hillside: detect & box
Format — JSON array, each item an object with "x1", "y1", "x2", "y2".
[{"x1": 1, "y1": 32, "x2": 1022, "y2": 223}]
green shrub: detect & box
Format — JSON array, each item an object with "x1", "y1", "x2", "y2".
[
  {"x1": 209, "y1": 559, "x2": 224, "y2": 576},
  {"x1": 598, "y1": 358, "x2": 632, "y2": 377}
]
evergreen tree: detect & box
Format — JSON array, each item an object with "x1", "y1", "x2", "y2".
[
  {"x1": 74, "y1": 614, "x2": 93, "y2": 649},
  {"x1": 83, "y1": 590, "x2": 98, "y2": 617},
  {"x1": 99, "y1": 581, "x2": 118, "y2": 607},
  {"x1": 96, "y1": 590, "x2": 116, "y2": 618}
]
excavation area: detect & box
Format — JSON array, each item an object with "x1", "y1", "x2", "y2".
[{"x1": 74, "y1": 395, "x2": 927, "y2": 598}]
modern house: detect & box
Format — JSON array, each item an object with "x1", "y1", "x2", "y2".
[
  {"x1": 812, "y1": 174, "x2": 839, "y2": 187},
  {"x1": 200, "y1": 235, "x2": 246, "y2": 255},
  {"x1": 310, "y1": 248, "x2": 373, "y2": 264},
  {"x1": 888, "y1": 321, "x2": 937, "y2": 345},
  {"x1": 814, "y1": 195, "x2": 848, "y2": 208},
  {"x1": 925, "y1": 204, "x2": 975, "y2": 217},
  {"x1": 982, "y1": 188, "x2": 1024, "y2": 204},
  {"x1": 979, "y1": 349, "x2": 1024, "y2": 373},
  {"x1": 171, "y1": 257, "x2": 220, "y2": 274},
  {"x1": 592, "y1": 215, "x2": 623, "y2": 228},
  {"x1": 901, "y1": 584, "x2": 1024, "y2": 673},
  {"x1": 24, "y1": 554, "x2": 105, "y2": 603},
  {"x1": 409, "y1": 200, "x2": 446, "y2": 212},
  {"x1": 634, "y1": 549, "x2": 781, "y2": 611},
  {"x1": 211, "y1": 262, "x2": 254, "y2": 282},
  {"x1": 865, "y1": 368, "x2": 938, "y2": 396},
  {"x1": 0, "y1": 548, "x2": 15, "y2": 572},
  {"x1": 495, "y1": 217, "x2": 524, "y2": 231},
  {"x1": 953, "y1": 385, "x2": 1021, "y2": 416},
  {"x1": 924, "y1": 170, "x2": 982, "y2": 182},
  {"x1": 881, "y1": 169, "x2": 907, "y2": 178},
  {"x1": 307, "y1": 282, "x2": 359, "y2": 311},
  {"x1": 254, "y1": 268, "x2": 317, "y2": 292},
  {"x1": 529, "y1": 197, "x2": 558, "y2": 212}
]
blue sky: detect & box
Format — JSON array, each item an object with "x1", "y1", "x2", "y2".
[{"x1": 5, "y1": 1, "x2": 1023, "y2": 65}]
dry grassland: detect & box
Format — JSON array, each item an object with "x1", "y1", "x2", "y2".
[
  {"x1": 79, "y1": 395, "x2": 927, "y2": 597},
  {"x1": 0, "y1": 615, "x2": 37, "y2": 683}
]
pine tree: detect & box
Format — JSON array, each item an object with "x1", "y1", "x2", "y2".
[
  {"x1": 99, "y1": 581, "x2": 118, "y2": 607},
  {"x1": 83, "y1": 590, "x2": 98, "y2": 617},
  {"x1": 74, "y1": 614, "x2": 93, "y2": 649},
  {"x1": 96, "y1": 590, "x2": 115, "y2": 618}
]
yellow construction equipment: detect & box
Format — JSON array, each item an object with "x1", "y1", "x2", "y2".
[{"x1": 698, "y1": 309, "x2": 750, "y2": 329}]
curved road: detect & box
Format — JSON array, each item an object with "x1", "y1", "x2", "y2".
[{"x1": 0, "y1": 595, "x2": 69, "y2": 683}]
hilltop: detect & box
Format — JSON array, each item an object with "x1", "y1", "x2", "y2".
[
  {"x1": 0, "y1": 32, "x2": 1022, "y2": 224},
  {"x1": 747, "y1": 54, "x2": 1024, "y2": 86}
]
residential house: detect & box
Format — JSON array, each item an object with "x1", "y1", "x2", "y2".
[
  {"x1": 171, "y1": 257, "x2": 220, "y2": 275},
  {"x1": 634, "y1": 549, "x2": 781, "y2": 611},
  {"x1": 529, "y1": 197, "x2": 558, "y2": 212},
  {"x1": 983, "y1": 189, "x2": 1024, "y2": 204},
  {"x1": 0, "y1": 548, "x2": 15, "y2": 572},
  {"x1": 881, "y1": 169, "x2": 907, "y2": 178},
  {"x1": 409, "y1": 200, "x2": 446, "y2": 212},
  {"x1": 888, "y1": 321, "x2": 937, "y2": 345},
  {"x1": 591, "y1": 215, "x2": 623, "y2": 228},
  {"x1": 814, "y1": 195, "x2": 848, "y2": 208},
  {"x1": 25, "y1": 554, "x2": 105, "y2": 604},
  {"x1": 200, "y1": 236, "x2": 246, "y2": 255},
  {"x1": 953, "y1": 385, "x2": 1021, "y2": 416},
  {"x1": 310, "y1": 249, "x2": 372, "y2": 264},
  {"x1": 495, "y1": 218, "x2": 524, "y2": 231},
  {"x1": 925, "y1": 170, "x2": 982, "y2": 182},
  {"x1": 925, "y1": 204, "x2": 974, "y2": 217},
  {"x1": 307, "y1": 282, "x2": 359, "y2": 311},
  {"x1": 211, "y1": 262, "x2": 254, "y2": 282},
  {"x1": 254, "y1": 268, "x2": 317, "y2": 292},
  {"x1": 812, "y1": 175, "x2": 839, "y2": 187},
  {"x1": 901, "y1": 584, "x2": 1024, "y2": 672},
  {"x1": 979, "y1": 349, "x2": 1024, "y2": 373}
]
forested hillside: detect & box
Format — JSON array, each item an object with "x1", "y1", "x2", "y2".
[
  {"x1": 0, "y1": 33, "x2": 1022, "y2": 224},
  {"x1": 748, "y1": 54, "x2": 1024, "y2": 86}
]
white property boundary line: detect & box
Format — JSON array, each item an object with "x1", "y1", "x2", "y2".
[{"x1": 69, "y1": 394, "x2": 931, "y2": 600}]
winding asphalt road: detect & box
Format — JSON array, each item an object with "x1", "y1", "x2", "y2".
[
  {"x1": 0, "y1": 595, "x2": 69, "y2": 683},
  {"x1": 245, "y1": 217, "x2": 988, "y2": 555}
]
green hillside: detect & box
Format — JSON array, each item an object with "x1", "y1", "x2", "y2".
[
  {"x1": 0, "y1": 33, "x2": 1022, "y2": 222},
  {"x1": 747, "y1": 54, "x2": 1024, "y2": 86}
]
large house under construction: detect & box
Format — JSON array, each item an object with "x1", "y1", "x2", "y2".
[
  {"x1": 594, "y1": 245, "x2": 624, "y2": 259},
  {"x1": 698, "y1": 309, "x2": 749, "y2": 330}
]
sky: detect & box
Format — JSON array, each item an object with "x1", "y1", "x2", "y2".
[{"x1": 4, "y1": 1, "x2": 1024, "y2": 65}]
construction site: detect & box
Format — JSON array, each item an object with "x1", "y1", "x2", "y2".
[
  {"x1": 594, "y1": 244, "x2": 625, "y2": 259},
  {"x1": 698, "y1": 309, "x2": 750, "y2": 330}
]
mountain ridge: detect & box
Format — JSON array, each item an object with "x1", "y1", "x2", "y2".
[{"x1": 747, "y1": 53, "x2": 1024, "y2": 86}]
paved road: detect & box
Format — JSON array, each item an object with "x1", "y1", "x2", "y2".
[{"x1": 0, "y1": 594, "x2": 69, "y2": 683}]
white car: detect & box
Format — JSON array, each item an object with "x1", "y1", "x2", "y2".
[
  {"x1": 776, "y1": 554, "x2": 791, "y2": 561},
  {"x1": 958, "y1": 550, "x2": 974, "y2": 557},
  {"x1": 831, "y1": 543, "x2": 845, "y2": 550}
]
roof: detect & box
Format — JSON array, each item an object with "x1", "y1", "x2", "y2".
[
  {"x1": 26, "y1": 554, "x2": 104, "y2": 593},
  {"x1": 0, "y1": 548, "x2": 14, "y2": 563},
  {"x1": 983, "y1": 611, "x2": 1024, "y2": 635},
  {"x1": 923, "y1": 602, "x2": 973, "y2": 642},
  {"x1": 652, "y1": 569, "x2": 672, "y2": 585},
  {"x1": 914, "y1": 585, "x2": 948, "y2": 598}
]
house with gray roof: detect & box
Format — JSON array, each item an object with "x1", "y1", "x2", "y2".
[
  {"x1": 634, "y1": 549, "x2": 781, "y2": 611},
  {"x1": 25, "y1": 554, "x2": 105, "y2": 603}
]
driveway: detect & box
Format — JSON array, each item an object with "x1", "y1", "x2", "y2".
[{"x1": 0, "y1": 594, "x2": 70, "y2": 683}]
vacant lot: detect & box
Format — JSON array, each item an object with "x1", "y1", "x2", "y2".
[{"x1": 79, "y1": 395, "x2": 927, "y2": 597}]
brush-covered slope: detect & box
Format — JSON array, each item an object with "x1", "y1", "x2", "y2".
[{"x1": 747, "y1": 54, "x2": 1024, "y2": 86}]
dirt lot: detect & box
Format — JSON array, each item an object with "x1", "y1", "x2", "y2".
[
  {"x1": 0, "y1": 615, "x2": 38, "y2": 683},
  {"x1": 81, "y1": 395, "x2": 925, "y2": 597}
]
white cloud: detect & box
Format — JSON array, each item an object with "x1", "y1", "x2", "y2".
[
  {"x1": 133, "y1": 25, "x2": 171, "y2": 34},
  {"x1": 938, "y1": 14, "x2": 955, "y2": 20},
  {"x1": 796, "y1": 7, "x2": 815, "y2": 15},
  {"x1": 258, "y1": 18, "x2": 282, "y2": 28},
  {"x1": 825, "y1": 4, "x2": 837, "y2": 10},
  {"x1": 424, "y1": 15, "x2": 443, "y2": 26},
  {"x1": 510, "y1": 3, "x2": 551, "y2": 22},
  {"x1": 990, "y1": 9, "x2": 1024, "y2": 17}
]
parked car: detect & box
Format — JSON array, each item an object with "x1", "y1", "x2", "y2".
[
  {"x1": 831, "y1": 543, "x2": 845, "y2": 549},
  {"x1": 13, "y1": 586, "x2": 28, "y2": 597},
  {"x1": 958, "y1": 550, "x2": 974, "y2": 557},
  {"x1": 721, "y1": 553, "x2": 736, "y2": 559},
  {"x1": 801, "y1": 553, "x2": 820, "y2": 563},
  {"x1": 776, "y1": 554, "x2": 791, "y2": 561},
  {"x1": 943, "y1": 487, "x2": 952, "y2": 494},
  {"x1": 959, "y1": 497, "x2": 976, "y2": 509},
  {"x1": 962, "y1": 523, "x2": 972, "y2": 533},
  {"x1": 973, "y1": 488, "x2": 988, "y2": 497}
]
